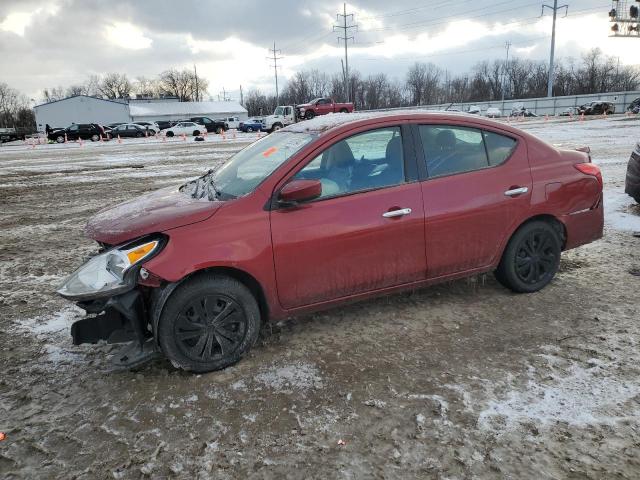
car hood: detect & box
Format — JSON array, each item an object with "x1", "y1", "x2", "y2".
[
  {"x1": 85, "y1": 185, "x2": 223, "y2": 245},
  {"x1": 297, "y1": 103, "x2": 312, "y2": 108}
]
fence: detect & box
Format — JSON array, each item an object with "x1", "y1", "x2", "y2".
[{"x1": 370, "y1": 90, "x2": 640, "y2": 116}]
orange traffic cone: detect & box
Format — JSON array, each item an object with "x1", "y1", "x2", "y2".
[
  {"x1": 544, "y1": 114, "x2": 549, "y2": 121},
  {"x1": 64, "y1": 132, "x2": 68, "y2": 143},
  {"x1": 182, "y1": 133, "x2": 186, "y2": 141},
  {"x1": 117, "y1": 134, "x2": 122, "y2": 144},
  {"x1": 79, "y1": 137, "x2": 83, "y2": 147},
  {"x1": 580, "y1": 113, "x2": 585, "y2": 122}
]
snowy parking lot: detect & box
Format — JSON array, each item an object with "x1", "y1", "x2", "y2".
[{"x1": 1, "y1": 116, "x2": 640, "y2": 478}]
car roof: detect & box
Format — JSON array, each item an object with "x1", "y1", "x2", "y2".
[{"x1": 281, "y1": 110, "x2": 513, "y2": 136}]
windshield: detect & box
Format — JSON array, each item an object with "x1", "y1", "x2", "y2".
[
  {"x1": 274, "y1": 106, "x2": 284, "y2": 116},
  {"x1": 182, "y1": 132, "x2": 315, "y2": 200}
]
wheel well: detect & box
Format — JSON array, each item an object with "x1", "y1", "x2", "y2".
[
  {"x1": 517, "y1": 214, "x2": 567, "y2": 249},
  {"x1": 186, "y1": 267, "x2": 270, "y2": 321}
]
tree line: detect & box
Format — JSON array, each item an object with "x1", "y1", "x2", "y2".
[
  {"x1": 41, "y1": 68, "x2": 210, "y2": 103},
  {"x1": 244, "y1": 48, "x2": 640, "y2": 116}
]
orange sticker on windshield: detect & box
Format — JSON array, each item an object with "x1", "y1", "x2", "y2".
[{"x1": 262, "y1": 147, "x2": 278, "y2": 157}]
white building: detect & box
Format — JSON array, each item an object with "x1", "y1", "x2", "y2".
[
  {"x1": 33, "y1": 95, "x2": 248, "y2": 129},
  {"x1": 33, "y1": 95, "x2": 129, "y2": 130}
]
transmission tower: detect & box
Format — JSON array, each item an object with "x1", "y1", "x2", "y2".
[
  {"x1": 542, "y1": 1, "x2": 568, "y2": 97},
  {"x1": 268, "y1": 42, "x2": 283, "y2": 105},
  {"x1": 609, "y1": 1, "x2": 640, "y2": 37},
  {"x1": 334, "y1": 3, "x2": 357, "y2": 103}
]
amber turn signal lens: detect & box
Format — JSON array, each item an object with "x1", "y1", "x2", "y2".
[{"x1": 126, "y1": 241, "x2": 158, "y2": 265}]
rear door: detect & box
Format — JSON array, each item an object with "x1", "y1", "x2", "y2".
[
  {"x1": 414, "y1": 124, "x2": 532, "y2": 278},
  {"x1": 270, "y1": 125, "x2": 426, "y2": 309}
]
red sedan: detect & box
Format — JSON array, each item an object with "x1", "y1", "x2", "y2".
[{"x1": 57, "y1": 112, "x2": 604, "y2": 372}]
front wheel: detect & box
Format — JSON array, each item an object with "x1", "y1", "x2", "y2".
[
  {"x1": 215, "y1": 127, "x2": 223, "y2": 134},
  {"x1": 91, "y1": 134, "x2": 99, "y2": 142},
  {"x1": 157, "y1": 275, "x2": 261, "y2": 373},
  {"x1": 56, "y1": 135, "x2": 64, "y2": 143},
  {"x1": 305, "y1": 110, "x2": 315, "y2": 120},
  {"x1": 340, "y1": 108, "x2": 348, "y2": 113},
  {"x1": 193, "y1": 130, "x2": 200, "y2": 136},
  {"x1": 494, "y1": 220, "x2": 561, "y2": 293},
  {"x1": 246, "y1": 127, "x2": 253, "y2": 132},
  {"x1": 166, "y1": 131, "x2": 174, "y2": 137}
]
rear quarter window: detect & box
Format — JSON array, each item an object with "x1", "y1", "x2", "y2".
[{"x1": 483, "y1": 131, "x2": 517, "y2": 166}]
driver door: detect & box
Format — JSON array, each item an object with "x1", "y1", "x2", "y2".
[{"x1": 270, "y1": 125, "x2": 426, "y2": 309}]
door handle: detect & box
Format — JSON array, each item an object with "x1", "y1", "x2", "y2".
[
  {"x1": 504, "y1": 187, "x2": 529, "y2": 197},
  {"x1": 383, "y1": 208, "x2": 412, "y2": 218}
]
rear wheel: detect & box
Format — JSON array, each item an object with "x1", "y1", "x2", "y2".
[
  {"x1": 246, "y1": 127, "x2": 253, "y2": 132},
  {"x1": 157, "y1": 275, "x2": 261, "y2": 373},
  {"x1": 215, "y1": 127, "x2": 223, "y2": 134},
  {"x1": 136, "y1": 131, "x2": 143, "y2": 138},
  {"x1": 494, "y1": 220, "x2": 561, "y2": 293},
  {"x1": 193, "y1": 130, "x2": 200, "y2": 136},
  {"x1": 56, "y1": 135, "x2": 64, "y2": 143},
  {"x1": 166, "y1": 131, "x2": 174, "y2": 137},
  {"x1": 90, "y1": 134, "x2": 99, "y2": 142},
  {"x1": 340, "y1": 108, "x2": 348, "y2": 113}
]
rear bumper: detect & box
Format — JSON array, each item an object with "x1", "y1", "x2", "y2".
[{"x1": 560, "y1": 200, "x2": 604, "y2": 250}]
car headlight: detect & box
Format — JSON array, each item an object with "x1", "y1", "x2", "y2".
[
  {"x1": 57, "y1": 238, "x2": 162, "y2": 300},
  {"x1": 634, "y1": 142, "x2": 640, "y2": 156},
  {"x1": 299, "y1": 108, "x2": 305, "y2": 113}
]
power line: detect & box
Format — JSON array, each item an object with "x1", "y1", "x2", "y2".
[
  {"x1": 541, "y1": 0, "x2": 568, "y2": 97},
  {"x1": 268, "y1": 42, "x2": 283, "y2": 105},
  {"x1": 334, "y1": 3, "x2": 357, "y2": 102}
]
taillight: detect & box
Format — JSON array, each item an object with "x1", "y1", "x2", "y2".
[{"x1": 574, "y1": 162, "x2": 603, "y2": 190}]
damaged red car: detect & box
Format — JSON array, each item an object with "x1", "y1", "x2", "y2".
[{"x1": 57, "y1": 112, "x2": 604, "y2": 372}]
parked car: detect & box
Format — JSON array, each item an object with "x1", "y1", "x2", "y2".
[
  {"x1": 111, "y1": 123, "x2": 156, "y2": 138},
  {"x1": 627, "y1": 98, "x2": 640, "y2": 114},
  {"x1": 238, "y1": 118, "x2": 264, "y2": 133},
  {"x1": 134, "y1": 121, "x2": 160, "y2": 132},
  {"x1": 468, "y1": 105, "x2": 481, "y2": 114},
  {"x1": 296, "y1": 97, "x2": 354, "y2": 120},
  {"x1": 579, "y1": 101, "x2": 615, "y2": 115},
  {"x1": 263, "y1": 106, "x2": 296, "y2": 132},
  {"x1": 560, "y1": 107, "x2": 581, "y2": 117},
  {"x1": 47, "y1": 123, "x2": 110, "y2": 143},
  {"x1": 108, "y1": 122, "x2": 125, "y2": 129},
  {"x1": 510, "y1": 107, "x2": 538, "y2": 117},
  {"x1": 186, "y1": 117, "x2": 228, "y2": 134},
  {"x1": 625, "y1": 140, "x2": 640, "y2": 203},
  {"x1": 223, "y1": 117, "x2": 241, "y2": 129},
  {"x1": 156, "y1": 120, "x2": 177, "y2": 130},
  {"x1": 160, "y1": 121, "x2": 205, "y2": 137},
  {"x1": 57, "y1": 112, "x2": 604, "y2": 372},
  {"x1": 486, "y1": 107, "x2": 502, "y2": 118},
  {"x1": 0, "y1": 127, "x2": 18, "y2": 142}
]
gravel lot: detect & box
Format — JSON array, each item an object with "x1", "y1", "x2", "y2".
[{"x1": 1, "y1": 118, "x2": 639, "y2": 479}]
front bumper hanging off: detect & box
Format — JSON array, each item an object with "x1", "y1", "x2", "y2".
[{"x1": 73, "y1": 290, "x2": 160, "y2": 368}]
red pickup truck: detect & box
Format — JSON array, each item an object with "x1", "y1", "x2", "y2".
[{"x1": 296, "y1": 98, "x2": 354, "y2": 120}]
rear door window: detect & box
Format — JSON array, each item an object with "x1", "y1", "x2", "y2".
[
  {"x1": 418, "y1": 126, "x2": 489, "y2": 178},
  {"x1": 483, "y1": 131, "x2": 517, "y2": 166}
]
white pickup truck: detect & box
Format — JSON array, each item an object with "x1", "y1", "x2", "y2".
[{"x1": 262, "y1": 106, "x2": 296, "y2": 132}]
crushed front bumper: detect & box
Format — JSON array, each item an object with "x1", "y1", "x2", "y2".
[{"x1": 74, "y1": 289, "x2": 160, "y2": 368}]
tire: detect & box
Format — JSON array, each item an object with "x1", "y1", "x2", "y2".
[
  {"x1": 157, "y1": 274, "x2": 261, "y2": 373},
  {"x1": 494, "y1": 220, "x2": 562, "y2": 293},
  {"x1": 215, "y1": 127, "x2": 223, "y2": 134},
  {"x1": 193, "y1": 130, "x2": 200, "y2": 136},
  {"x1": 246, "y1": 127, "x2": 253, "y2": 132},
  {"x1": 91, "y1": 134, "x2": 99, "y2": 142},
  {"x1": 305, "y1": 110, "x2": 315, "y2": 120},
  {"x1": 272, "y1": 123, "x2": 283, "y2": 132},
  {"x1": 166, "y1": 131, "x2": 174, "y2": 137},
  {"x1": 136, "y1": 132, "x2": 143, "y2": 138},
  {"x1": 340, "y1": 108, "x2": 348, "y2": 113},
  {"x1": 56, "y1": 135, "x2": 64, "y2": 143}
]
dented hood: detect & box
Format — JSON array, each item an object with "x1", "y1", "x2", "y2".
[{"x1": 85, "y1": 185, "x2": 223, "y2": 245}]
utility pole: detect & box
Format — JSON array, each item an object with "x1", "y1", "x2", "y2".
[
  {"x1": 219, "y1": 87, "x2": 228, "y2": 102},
  {"x1": 194, "y1": 64, "x2": 199, "y2": 102},
  {"x1": 268, "y1": 42, "x2": 283, "y2": 105},
  {"x1": 542, "y1": 1, "x2": 568, "y2": 97},
  {"x1": 502, "y1": 41, "x2": 511, "y2": 102},
  {"x1": 334, "y1": 3, "x2": 357, "y2": 103},
  {"x1": 240, "y1": 85, "x2": 244, "y2": 106}
]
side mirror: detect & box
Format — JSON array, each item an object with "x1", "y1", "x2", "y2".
[{"x1": 278, "y1": 179, "x2": 322, "y2": 206}]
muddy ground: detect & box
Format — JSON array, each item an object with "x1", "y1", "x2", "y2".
[{"x1": 1, "y1": 119, "x2": 639, "y2": 479}]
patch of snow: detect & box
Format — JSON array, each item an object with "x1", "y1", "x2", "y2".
[
  {"x1": 478, "y1": 356, "x2": 640, "y2": 431},
  {"x1": 603, "y1": 189, "x2": 640, "y2": 232},
  {"x1": 18, "y1": 306, "x2": 84, "y2": 337},
  {"x1": 254, "y1": 361, "x2": 323, "y2": 391}
]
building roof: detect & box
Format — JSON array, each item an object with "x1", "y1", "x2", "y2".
[
  {"x1": 129, "y1": 101, "x2": 247, "y2": 117},
  {"x1": 33, "y1": 95, "x2": 129, "y2": 109}
]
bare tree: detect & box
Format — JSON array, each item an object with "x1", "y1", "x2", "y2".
[
  {"x1": 158, "y1": 69, "x2": 208, "y2": 101},
  {"x1": 99, "y1": 73, "x2": 132, "y2": 99}
]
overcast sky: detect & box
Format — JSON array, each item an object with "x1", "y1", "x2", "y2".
[{"x1": 0, "y1": 0, "x2": 636, "y2": 102}]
